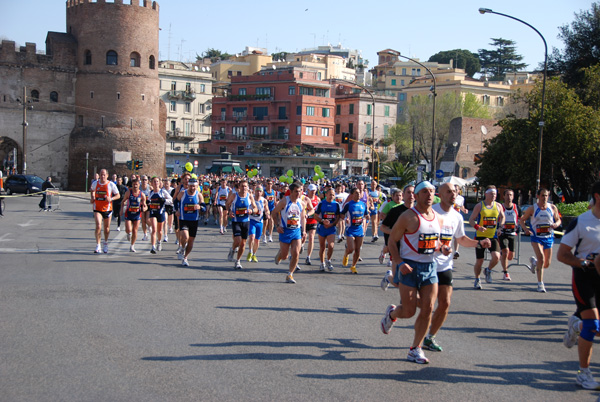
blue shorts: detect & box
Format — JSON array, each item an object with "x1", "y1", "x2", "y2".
[
  {"x1": 394, "y1": 258, "x2": 438, "y2": 289},
  {"x1": 345, "y1": 225, "x2": 364, "y2": 238},
  {"x1": 279, "y1": 227, "x2": 302, "y2": 244},
  {"x1": 370, "y1": 208, "x2": 378, "y2": 216},
  {"x1": 317, "y1": 224, "x2": 336, "y2": 238},
  {"x1": 249, "y1": 220, "x2": 263, "y2": 239},
  {"x1": 531, "y1": 235, "x2": 554, "y2": 249}
]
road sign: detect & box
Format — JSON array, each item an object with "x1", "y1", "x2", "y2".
[
  {"x1": 436, "y1": 169, "x2": 444, "y2": 179},
  {"x1": 193, "y1": 160, "x2": 198, "y2": 167},
  {"x1": 175, "y1": 160, "x2": 180, "y2": 165}
]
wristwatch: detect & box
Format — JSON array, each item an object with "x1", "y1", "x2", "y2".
[{"x1": 581, "y1": 260, "x2": 591, "y2": 269}]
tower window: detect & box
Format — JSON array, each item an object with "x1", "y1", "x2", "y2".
[
  {"x1": 130, "y1": 52, "x2": 140, "y2": 67},
  {"x1": 50, "y1": 91, "x2": 58, "y2": 102},
  {"x1": 106, "y1": 50, "x2": 118, "y2": 65},
  {"x1": 84, "y1": 50, "x2": 92, "y2": 65},
  {"x1": 30, "y1": 90, "x2": 39, "y2": 102},
  {"x1": 149, "y1": 55, "x2": 155, "y2": 69}
]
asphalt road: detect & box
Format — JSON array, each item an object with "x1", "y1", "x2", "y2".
[{"x1": 0, "y1": 192, "x2": 596, "y2": 401}]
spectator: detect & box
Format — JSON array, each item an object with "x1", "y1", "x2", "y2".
[{"x1": 39, "y1": 176, "x2": 55, "y2": 211}]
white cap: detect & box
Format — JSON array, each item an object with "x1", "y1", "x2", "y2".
[{"x1": 308, "y1": 184, "x2": 317, "y2": 191}]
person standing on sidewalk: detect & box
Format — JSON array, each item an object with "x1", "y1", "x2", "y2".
[{"x1": 39, "y1": 176, "x2": 55, "y2": 211}]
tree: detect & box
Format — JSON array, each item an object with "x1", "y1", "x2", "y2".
[
  {"x1": 271, "y1": 51, "x2": 288, "y2": 61},
  {"x1": 462, "y1": 93, "x2": 492, "y2": 119},
  {"x1": 478, "y1": 38, "x2": 527, "y2": 81},
  {"x1": 476, "y1": 78, "x2": 600, "y2": 202},
  {"x1": 428, "y1": 49, "x2": 481, "y2": 77},
  {"x1": 547, "y1": 3, "x2": 600, "y2": 94},
  {"x1": 197, "y1": 48, "x2": 232, "y2": 63},
  {"x1": 380, "y1": 161, "x2": 417, "y2": 189}
]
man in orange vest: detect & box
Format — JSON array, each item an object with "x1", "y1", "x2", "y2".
[{"x1": 90, "y1": 169, "x2": 120, "y2": 253}]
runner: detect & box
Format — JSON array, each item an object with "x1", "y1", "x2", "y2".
[
  {"x1": 341, "y1": 187, "x2": 369, "y2": 274},
  {"x1": 369, "y1": 181, "x2": 384, "y2": 242},
  {"x1": 247, "y1": 184, "x2": 269, "y2": 263},
  {"x1": 519, "y1": 188, "x2": 562, "y2": 293},
  {"x1": 262, "y1": 179, "x2": 278, "y2": 243},
  {"x1": 335, "y1": 183, "x2": 349, "y2": 243},
  {"x1": 378, "y1": 188, "x2": 403, "y2": 266},
  {"x1": 314, "y1": 186, "x2": 341, "y2": 271},
  {"x1": 452, "y1": 185, "x2": 468, "y2": 259},
  {"x1": 215, "y1": 178, "x2": 230, "y2": 235},
  {"x1": 302, "y1": 184, "x2": 320, "y2": 266},
  {"x1": 162, "y1": 178, "x2": 174, "y2": 242},
  {"x1": 424, "y1": 182, "x2": 491, "y2": 352},
  {"x1": 90, "y1": 169, "x2": 120, "y2": 253},
  {"x1": 469, "y1": 185, "x2": 505, "y2": 289},
  {"x1": 176, "y1": 177, "x2": 204, "y2": 267},
  {"x1": 225, "y1": 180, "x2": 258, "y2": 270},
  {"x1": 380, "y1": 181, "x2": 447, "y2": 365},
  {"x1": 271, "y1": 182, "x2": 306, "y2": 283},
  {"x1": 201, "y1": 181, "x2": 211, "y2": 225},
  {"x1": 557, "y1": 181, "x2": 600, "y2": 389},
  {"x1": 139, "y1": 175, "x2": 151, "y2": 241},
  {"x1": 173, "y1": 172, "x2": 191, "y2": 247},
  {"x1": 120, "y1": 178, "x2": 147, "y2": 252},
  {"x1": 499, "y1": 189, "x2": 520, "y2": 281},
  {"x1": 147, "y1": 176, "x2": 172, "y2": 254},
  {"x1": 112, "y1": 176, "x2": 128, "y2": 232}
]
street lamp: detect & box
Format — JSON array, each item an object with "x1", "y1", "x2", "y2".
[
  {"x1": 478, "y1": 7, "x2": 547, "y2": 193},
  {"x1": 396, "y1": 54, "x2": 436, "y2": 176},
  {"x1": 452, "y1": 141, "x2": 458, "y2": 176}
]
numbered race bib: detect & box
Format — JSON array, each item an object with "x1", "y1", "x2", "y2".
[
  {"x1": 536, "y1": 224, "x2": 551, "y2": 237},
  {"x1": 504, "y1": 222, "x2": 516, "y2": 234},
  {"x1": 351, "y1": 216, "x2": 363, "y2": 226},
  {"x1": 440, "y1": 232, "x2": 452, "y2": 247},
  {"x1": 219, "y1": 195, "x2": 227, "y2": 201},
  {"x1": 236, "y1": 207, "x2": 248, "y2": 217},
  {"x1": 128, "y1": 205, "x2": 140, "y2": 214},
  {"x1": 287, "y1": 213, "x2": 300, "y2": 229},
  {"x1": 149, "y1": 201, "x2": 160, "y2": 210},
  {"x1": 482, "y1": 217, "x2": 497, "y2": 229},
  {"x1": 323, "y1": 212, "x2": 336, "y2": 220},
  {"x1": 418, "y1": 233, "x2": 439, "y2": 254},
  {"x1": 96, "y1": 190, "x2": 107, "y2": 201},
  {"x1": 183, "y1": 203, "x2": 196, "y2": 213}
]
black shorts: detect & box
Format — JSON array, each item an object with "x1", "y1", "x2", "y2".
[
  {"x1": 179, "y1": 219, "x2": 199, "y2": 238},
  {"x1": 437, "y1": 270, "x2": 453, "y2": 287},
  {"x1": 149, "y1": 211, "x2": 166, "y2": 223},
  {"x1": 174, "y1": 216, "x2": 179, "y2": 230},
  {"x1": 94, "y1": 210, "x2": 113, "y2": 220},
  {"x1": 305, "y1": 223, "x2": 318, "y2": 231},
  {"x1": 499, "y1": 234, "x2": 516, "y2": 252},
  {"x1": 165, "y1": 205, "x2": 174, "y2": 215},
  {"x1": 232, "y1": 221, "x2": 250, "y2": 239},
  {"x1": 476, "y1": 237, "x2": 500, "y2": 259},
  {"x1": 572, "y1": 266, "x2": 600, "y2": 313}
]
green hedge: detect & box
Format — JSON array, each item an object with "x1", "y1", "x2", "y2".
[{"x1": 557, "y1": 201, "x2": 589, "y2": 217}]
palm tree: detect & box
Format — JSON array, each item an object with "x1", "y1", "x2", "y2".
[{"x1": 380, "y1": 161, "x2": 417, "y2": 189}]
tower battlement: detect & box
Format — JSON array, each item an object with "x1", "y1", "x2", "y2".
[{"x1": 66, "y1": 0, "x2": 158, "y2": 12}]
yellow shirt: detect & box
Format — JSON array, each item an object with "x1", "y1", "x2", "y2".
[{"x1": 478, "y1": 201, "x2": 500, "y2": 238}]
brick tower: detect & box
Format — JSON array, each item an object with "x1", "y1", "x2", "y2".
[{"x1": 66, "y1": 0, "x2": 165, "y2": 190}]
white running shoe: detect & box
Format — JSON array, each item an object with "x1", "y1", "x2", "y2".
[
  {"x1": 127, "y1": 233, "x2": 131, "y2": 241},
  {"x1": 380, "y1": 304, "x2": 397, "y2": 334},
  {"x1": 274, "y1": 250, "x2": 281, "y2": 265},
  {"x1": 379, "y1": 252, "x2": 385, "y2": 265},
  {"x1": 150, "y1": 246, "x2": 157, "y2": 254},
  {"x1": 320, "y1": 262, "x2": 326, "y2": 271},
  {"x1": 94, "y1": 244, "x2": 101, "y2": 254},
  {"x1": 263, "y1": 238, "x2": 267, "y2": 244},
  {"x1": 157, "y1": 241, "x2": 162, "y2": 252},
  {"x1": 381, "y1": 270, "x2": 392, "y2": 291},
  {"x1": 181, "y1": 258, "x2": 189, "y2": 267},
  {"x1": 116, "y1": 226, "x2": 121, "y2": 232},
  {"x1": 407, "y1": 346, "x2": 429, "y2": 364},
  {"x1": 103, "y1": 242, "x2": 108, "y2": 254},
  {"x1": 576, "y1": 369, "x2": 600, "y2": 390},
  {"x1": 268, "y1": 236, "x2": 273, "y2": 243},
  {"x1": 234, "y1": 260, "x2": 243, "y2": 270},
  {"x1": 474, "y1": 278, "x2": 482, "y2": 290},
  {"x1": 529, "y1": 256, "x2": 538, "y2": 273},
  {"x1": 387, "y1": 260, "x2": 392, "y2": 267},
  {"x1": 537, "y1": 282, "x2": 546, "y2": 293},
  {"x1": 177, "y1": 247, "x2": 184, "y2": 260},
  {"x1": 130, "y1": 245, "x2": 136, "y2": 253},
  {"x1": 326, "y1": 260, "x2": 334, "y2": 272},
  {"x1": 169, "y1": 227, "x2": 174, "y2": 234},
  {"x1": 142, "y1": 233, "x2": 148, "y2": 241},
  {"x1": 227, "y1": 248, "x2": 234, "y2": 262},
  {"x1": 175, "y1": 239, "x2": 179, "y2": 245},
  {"x1": 563, "y1": 315, "x2": 581, "y2": 349},
  {"x1": 163, "y1": 235, "x2": 168, "y2": 243},
  {"x1": 484, "y1": 267, "x2": 492, "y2": 283},
  {"x1": 286, "y1": 274, "x2": 296, "y2": 284}
]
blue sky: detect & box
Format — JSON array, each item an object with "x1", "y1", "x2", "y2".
[{"x1": 0, "y1": 0, "x2": 593, "y2": 70}]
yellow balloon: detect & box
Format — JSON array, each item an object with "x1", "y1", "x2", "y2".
[{"x1": 185, "y1": 162, "x2": 193, "y2": 172}]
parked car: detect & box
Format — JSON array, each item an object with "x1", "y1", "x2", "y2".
[{"x1": 4, "y1": 174, "x2": 44, "y2": 195}]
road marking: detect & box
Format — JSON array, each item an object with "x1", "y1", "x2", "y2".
[
  {"x1": 0, "y1": 233, "x2": 13, "y2": 242},
  {"x1": 18, "y1": 220, "x2": 35, "y2": 227}
]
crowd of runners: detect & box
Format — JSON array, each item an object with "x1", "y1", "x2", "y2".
[{"x1": 87, "y1": 168, "x2": 600, "y2": 391}]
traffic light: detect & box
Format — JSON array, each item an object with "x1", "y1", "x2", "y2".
[
  {"x1": 341, "y1": 132, "x2": 350, "y2": 144},
  {"x1": 138, "y1": 160, "x2": 143, "y2": 169},
  {"x1": 134, "y1": 160, "x2": 140, "y2": 170},
  {"x1": 126, "y1": 160, "x2": 132, "y2": 169},
  {"x1": 245, "y1": 165, "x2": 249, "y2": 172}
]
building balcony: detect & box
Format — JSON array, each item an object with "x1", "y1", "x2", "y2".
[
  {"x1": 166, "y1": 129, "x2": 195, "y2": 140},
  {"x1": 182, "y1": 90, "x2": 196, "y2": 101},
  {"x1": 167, "y1": 90, "x2": 182, "y2": 100},
  {"x1": 227, "y1": 94, "x2": 274, "y2": 102},
  {"x1": 212, "y1": 131, "x2": 290, "y2": 142}
]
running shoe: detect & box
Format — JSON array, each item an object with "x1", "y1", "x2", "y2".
[
  {"x1": 358, "y1": 257, "x2": 363, "y2": 262},
  {"x1": 130, "y1": 245, "x2": 136, "y2": 253},
  {"x1": 563, "y1": 314, "x2": 581, "y2": 349},
  {"x1": 204, "y1": 219, "x2": 208, "y2": 226},
  {"x1": 326, "y1": 260, "x2": 334, "y2": 272},
  {"x1": 150, "y1": 246, "x2": 157, "y2": 254},
  {"x1": 372, "y1": 235, "x2": 379, "y2": 242},
  {"x1": 246, "y1": 252, "x2": 253, "y2": 262},
  {"x1": 529, "y1": 256, "x2": 538, "y2": 273},
  {"x1": 381, "y1": 270, "x2": 392, "y2": 291},
  {"x1": 116, "y1": 226, "x2": 121, "y2": 232},
  {"x1": 474, "y1": 278, "x2": 482, "y2": 290},
  {"x1": 350, "y1": 266, "x2": 358, "y2": 274},
  {"x1": 295, "y1": 265, "x2": 301, "y2": 272},
  {"x1": 274, "y1": 250, "x2": 281, "y2": 265},
  {"x1": 423, "y1": 335, "x2": 443, "y2": 352},
  {"x1": 157, "y1": 241, "x2": 162, "y2": 251},
  {"x1": 220, "y1": 229, "x2": 224, "y2": 235},
  {"x1": 263, "y1": 238, "x2": 267, "y2": 244},
  {"x1": 407, "y1": 346, "x2": 429, "y2": 364},
  {"x1": 503, "y1": 271, "x2": 511, "y2": 281},
  {"x1": 320, "y1": 262, "x2": 326, "y2": 272},
  {"x1": 169, "y1": 227, "x2": 174, "y2": 234},
  {"x1": 181, "y1": 258, "x2": 189, "y2": 267},
  {"x1": 127, "y1": 233, "x2": 131, "y2": 241},
  {"x1": 537, "y1": 282, "x2": 546, "y2": 293},
  {"x1": 453, "y1": 251, "x2": 460, "y2": 259},
  {"x1": 252, "y1": 254, "x2": 258, "y2": 263},
  {"x1": 387, "y1": 260, "x2": 392, "y2": 267},
  {"x1": 305, "y1": 257, "x2": 311, "y2": 265},
  {"x1": 163, "y1": 235, "x2": 168, "y2": 243},
  {"x1": 234, "y1": 260, "x2": 243, "y2": 270},
  {"x1": 177, "y1": 247, "x2": 184, "y2": 260},
  {"x1": 286, "y1": 274, "x2": 296, "y2": 284},
  {"x1": 94, "y1": 244, "x2": 101, "y2": 254},
  {"x1": 484, "y1": 267, "x2": 492, "y2": 283},
  {"x1": 576, "y1": 369, "x2": 600, "y2": 390},
  {"x1": 380, "y1": 304, "x2": 397, "y2": 334},
  {"x1": 103, "y1": 242, "x2": 108, "y2": 254},
  {"x1": 337, "y1": 237, "x2": 343, "y2": 243},
  {"x1": 268, "y1": 236, "x2": 273, "y2": 242},
  {"x1": 142, "y1": 233, "x2": 148, "y2": 241},
  {"x1": 300, "y1": 246, "x2": 304, "y2": 254},
  {"x1": 175, "y1": 239, "x2": 179, "y2": 245},
  {"x1": 379, "y1": 252, "x2": 385, "y2": 265},
  {"x1": 342, "y1": 254, "x2": 349, "y2": 267},
  {"x1": 227, "y1": 248, "x2": 234, "y2": 262}
]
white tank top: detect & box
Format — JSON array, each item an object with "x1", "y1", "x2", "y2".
[
  {"x1": 250, "y1": 197, "x2": 265, "y2": 222},
  {"x1": 531, "y1": 204, "x2": 554, "y2": 238},
  {"x1": 281, "y1": 196, "x2": 303, "y2": 230},
  {"x1": 400, "y1": 207, "x2": 441, "y2": 263}
]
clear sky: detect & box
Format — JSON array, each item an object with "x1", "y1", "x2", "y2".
[{"x1": 0, "y1": 0, "x2": 593, "y2": 70}]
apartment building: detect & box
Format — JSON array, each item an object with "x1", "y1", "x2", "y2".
[{"x1": 159, "y1": 60, "x2": 214, "y2": 174}]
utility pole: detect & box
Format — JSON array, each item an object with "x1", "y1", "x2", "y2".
[{"x1": 21, "y1": 86, "x2": 28, "y2": 175}]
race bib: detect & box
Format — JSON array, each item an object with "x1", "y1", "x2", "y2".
[
  {"x1": 418, "y1": 233, "x2": 439, "y2": 254},
  {"x1": 96, "y1": 190, "x2": 107, "y2": 201},
  {"x1": 351, "y1": 216, "x2": 363, "y2": 226},
  {"x1": 482, "y1": 217, "x2": 497, "y2": 229},
  {"x1": 440, "y1": 232, "x2": 452, "y2": 247},
  {"x1": 183, "y1": 203, "x2": 196, "y2": 213},
  {"x1": 504, "y1": 222, "x2": 516, "y2": 234},
  {"x1": 128, "y1": 206, "x2": 140, "y2": 214},
  {"x1": 287, "y1": 213, "x2": 300, "y2": 229},
  {"x1": 323, "y1": 212, "x2": 336, "y2": 220},
  {"x1": 536, "y1": 224, "x2": 551, "y2": 237},
  {"x1": 236, "y1": 207, "x2": 248, "y2": 216}
]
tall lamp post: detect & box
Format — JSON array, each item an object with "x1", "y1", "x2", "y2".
[
  {"x1": 478, "y1": 7, "x2": 547, "y2": 193},
  {"x1": 396, "y1": 55, "x2": 436, "y2": 177},
  {"x1": 332, "y1": 78, "x2": 376, "y2": 179}
]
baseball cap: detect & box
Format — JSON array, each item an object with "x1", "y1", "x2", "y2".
[{"x1": 308, "y1": 184, "x2": 317, "y2": 191}]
